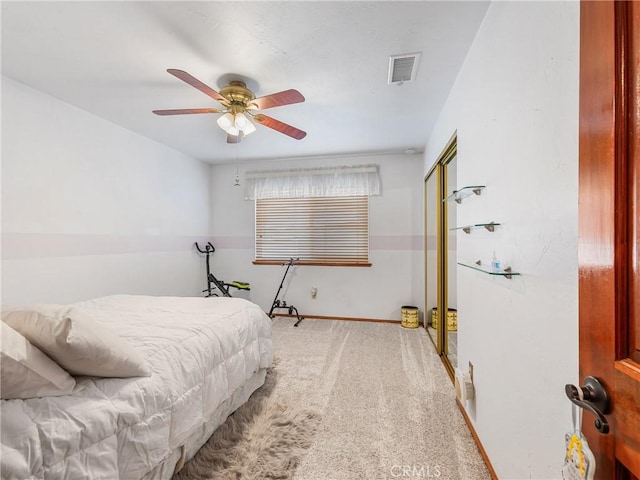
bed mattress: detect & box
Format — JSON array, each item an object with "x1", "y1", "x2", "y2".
[{"x1": 1, "y1": 294, "x2": 274, "y2": 480}]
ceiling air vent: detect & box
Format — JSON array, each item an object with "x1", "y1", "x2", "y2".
[{"x1": 388, "y1": 52, "x2": 421, "y2": 85}]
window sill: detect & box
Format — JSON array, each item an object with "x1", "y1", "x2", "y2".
[{"x1": 253, "y1": 260, "x2": 372, "y2": 267}]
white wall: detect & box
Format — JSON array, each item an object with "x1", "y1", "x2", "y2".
[
  {"x1": 424, "y1": 2, "x2": 579, "y2": 479},
  {"x1": 2, "y1": 77, "x2": 211, "y2": 304},
  {"x1": 208, "y1": 153, "x2": 424, "y2": 320}
]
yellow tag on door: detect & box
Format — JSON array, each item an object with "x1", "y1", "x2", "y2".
[{"x1": 562, "y1": 432, "x2": 595, "y2": 480}]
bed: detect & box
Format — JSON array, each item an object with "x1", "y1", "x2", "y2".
[{"x1": 0, "y1": 294, "x2": 274, "y2": 480}]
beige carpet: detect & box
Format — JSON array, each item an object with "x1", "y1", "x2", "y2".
[{"x1": 269, "y1": 318, "x2": 491, "y2": 480}]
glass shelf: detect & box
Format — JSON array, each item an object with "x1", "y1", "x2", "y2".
[
  {"x1": 458, "y1": 260, "x2": 520, "y2": 279},
  {"x1": 451, "y1": 222, "x2": 500, "y2": 234},
  {"x1": 445, "y1": 185, "x2": 486, "y2": 204}
]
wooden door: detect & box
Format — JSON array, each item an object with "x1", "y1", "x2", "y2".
[{"x1": 579, "y1": 2, "x2": 640, "y2": 478}]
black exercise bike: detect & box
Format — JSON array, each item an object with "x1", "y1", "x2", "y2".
[
  {"x1": 195, "y1": 242, "x2": 250, "y2": 297},
  {"x1": 268, "y1": 257, "x2": 304, "y2": 326}
]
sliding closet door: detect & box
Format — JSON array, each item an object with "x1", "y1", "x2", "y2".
[
  {"x1": 424, "y1": 165, "x2": 442, "y2": 352},
  {"x1": 425, "y1": 134, "x2": 458, "y2": 379},
  {"x1": 444, "y1": 154, "x2": 458, "y2": 370}
]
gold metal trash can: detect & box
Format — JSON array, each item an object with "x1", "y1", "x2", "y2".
[
  {"x1": 401, "y1": 306, "x2": 420, "y2": 328},
  {"x1": 431, "y1": 308, "x2": 458, "y2": 331}
]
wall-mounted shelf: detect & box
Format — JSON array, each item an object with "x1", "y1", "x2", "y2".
[
  {"x1": 446, "y1": 185, "x2": 486, "y2": 204},
  {"x1": 451, "y1": 222, "x2": 500, "y2": 234},
  {"x1": 458, "y1": 260, "x2": 520, "y2": 279}
]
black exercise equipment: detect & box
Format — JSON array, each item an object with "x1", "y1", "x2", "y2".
[
  {"x1": 195, "y1": 242, "x2": 250, "y2": 297},
  {"x1": 268, "y1": 258, "x2": 304, "y2": 327}
]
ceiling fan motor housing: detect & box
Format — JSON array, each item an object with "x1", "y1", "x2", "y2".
[{"x1": 220, "y1": 81, "x2": 255, "y2": 113}]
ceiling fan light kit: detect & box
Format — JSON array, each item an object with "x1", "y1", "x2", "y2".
[
  {"x1": 217, "y1": 112, "x2": 256, "y2": 137},
  {"x1": 153, "y1": 70, "x2": 306, "y2": 143}
]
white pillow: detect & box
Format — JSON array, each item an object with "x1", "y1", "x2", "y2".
[
  {"x1": 1, "y1": 321, "x2": 76, "y2": 399},
  {"x1": 2, "y1": 305, "x2": 151, "y2": 378}
]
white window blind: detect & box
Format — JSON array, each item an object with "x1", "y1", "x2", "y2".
[{"x1": 255, "y1": 195, "x2": 370, "y2": 266}]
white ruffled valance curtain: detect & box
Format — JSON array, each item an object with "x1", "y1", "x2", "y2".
[{"x1": 244, "y1": 164, "x2": 381, "y2": 200}]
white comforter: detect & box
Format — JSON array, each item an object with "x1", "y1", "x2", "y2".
[{"x1": 1, "y1": 295, "x2": 273, "y2": 480}]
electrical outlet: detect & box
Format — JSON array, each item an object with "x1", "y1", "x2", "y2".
[
  {"x1": 468, "y1": 361, "x2": 474, "y2": 383},
  {"x1": 311, "y1": 287, "x2": 318, "y2": 299}
]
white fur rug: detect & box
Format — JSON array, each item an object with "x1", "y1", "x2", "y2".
[{"x1": 173, "y1": 365, "x2": 320, "y2": 480}]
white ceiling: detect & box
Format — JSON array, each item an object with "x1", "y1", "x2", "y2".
[{"x1": 1, "y1": 1, "x2": 489, "y2": 165}]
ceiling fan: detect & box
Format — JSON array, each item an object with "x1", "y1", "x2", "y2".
[{"x1": 153, "y1": 69, "x2": 306, "y2": 144}]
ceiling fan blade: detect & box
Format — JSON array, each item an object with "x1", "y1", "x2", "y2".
[
  {"x1": 153, "y1": 108, "x2": 222, "y2": 116},
  {"x1": 253, "y1": 114, "x2": 307, "y2": 140},
  {"x1": 249, "y1": 89, "x2": 305, "y2": 110},
  {"x1": 227, "y1": 133, "x2": 241, "y2": 144},
  {"x1": 167, "y1": 69, "x2": 227, "y2": 104}
]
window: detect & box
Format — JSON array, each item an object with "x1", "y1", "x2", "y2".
[
  {"x1": 246, "y1": 164, "x2": 380, "y2": 266},
  {"x1": 254, "y1": 195, "x2": 370, "y2": 266}
]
